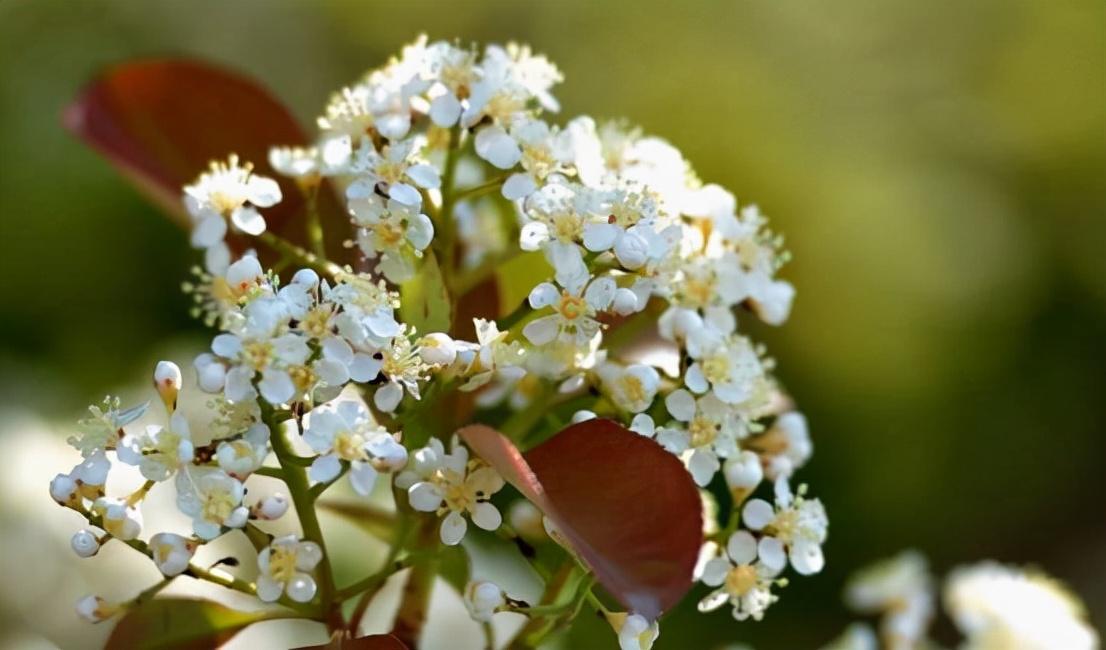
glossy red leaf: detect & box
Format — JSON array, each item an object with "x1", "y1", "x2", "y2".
[
  {"x1": 63, "y1": 58, "x2": 350, "y2": 260},
  {"x1": 459, "y1": 419, "x2": 702, "y2": 619}
]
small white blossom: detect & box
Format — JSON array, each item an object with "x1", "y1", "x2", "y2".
[
  {"x1": 75, "y1": 595, "x2": 118, "y2": 623},
  {"x1": 257, "y1": 535, "x2": 324, "y2": 603},
  {"x1": 396, "y1": 438, "x2": 505, "y2": 545},
  {"x1": 597, "y1": 363, "x2": 660, "y2": 414},
  {"x1": 70, "y1": 529, "x2": 100, "y2": 558},
  {"x1": 742, "y1": 479, "x2": 828, "y2": 576},
  {"x1": 523, "y1": 273, "x2": 615, "y2": 346},
  {"x1": 303, "y1": 401, "x2": 407, "y2": 496},
  {"x1": 117, "y1": 412, "x2": 194, "y2": 482},
  {"x1": 91, "y1": 497, "x2": 142, "y2": 541},
  {"x1": 660, "y1": 389, "x2": 743, "y2": 486},
  {"x1": 175, "y1": 467, "x2": 248, "y2": 540},
  {"x1": 609, "y1": 612, "x2": 660, "y2": 650},
  {"x1": 698, "y1": 531, "x2": 781, "y2": 621},
  {"x1": 215, "y1": 422, "x2": 270, "y2": 479},
  {"x1": 255, "y1": 493, "x2": 290, "y2": 520}
]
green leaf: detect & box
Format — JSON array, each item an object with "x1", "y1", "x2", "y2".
[
  {"x1": 399, "y1": 251, "x2": 451, "y2": 334},
  {"x1": 293, "y1": 633, "x2": 408, "y2": 649},
  {"x1": 105, "y1": 598, "x2": 274, "y2": 650},
  {"x1": 495, "y1": 251, "x2": 552, "y2": 316}
]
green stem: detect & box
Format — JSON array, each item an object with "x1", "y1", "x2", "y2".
[
  {"x1": 266, "y1": 408, "x2": 340, "y2": 628},
  {"x1": 258, "y1": 231, "x2": 343, "y2": 278},
  {"x1": 436, "y1": 125, "x2": 462, "y2": 290},
  {"x1": 303, "y1": 184, "x2": 326, "y2": 258},
  {"x1": 452, "y1": 175, "x2": 508, "y2": 203},
  {"x1": 389, "y1": 516, "x2": 438, "y2": 646}
]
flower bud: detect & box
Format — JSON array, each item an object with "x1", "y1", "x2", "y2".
[
  {"x1": 608, "y1": 612, "x2": 660, "y2": 650},
  {"x1": 612, "y1": 288, "x2": 640, "y2": 315},
  {"x1": 92, "y1": 497, "x2": 142, "y2": 541},
  {"x1": 149, "y1": 532, "x2": 196, "y2": 576},
  {"x1": 75, "y1": 595, "x2": 118, "y2": 623},
  {"x1": 463, "y1": 581, "x2": 505, "y2": 622},
  {"x1": 418, "y1": 332, "x2": 457, "y2": 367},
  {"x1": 571, "y1": 410, "x2": 597, "y2": 423},
  {"x1": 71, "y1": 529, "x2": 100, "y2": 558},
  {"x1": 508, "y1": 500, "x2": 547, "y2": 542},
  {"x1": 723, "y1": 451, "x2": 763, "y2": 504},
  {"x1": 194, "y1": 354, "x2": 226, "y2": 393},
  {"x1": 49, "y1": 473, "x2": 78, "y2": 505},
  {"x1": 153, "y1": 360, "x2": 182, "y2": 412},
  {"x1": 256, "y1": 493, "x2": 290, "y2": 520},
  {"x1": 290, "y1": 268, "x2": 319, "y2": 287}
]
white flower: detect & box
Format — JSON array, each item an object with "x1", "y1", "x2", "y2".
[
  {"x1": 373, "y1": 329, "x2": 432, "y2": 412},
  {"x1": 303, "y1": 401, "x2": 407, "y2": 496},
  {"x1": 153, "y1": 360, "x2": 182, "y2": 411},
  {"x1": 183, "y1": 155, "x2": 281, "y2": 273},
  {"x1": 117, "y1": 412, "x2": 194, "y2": 482},
  {"x1": 349, "y1": 191, "x2": 435, "y2": 284},
  {"x1": 175, "y1": 467, "x2": 248, "y2": 540},
  {"x1": 349, "y1": 137, "x2": 440, "y2": 206},
  {"x1": 50, "y1": 472, "x2": 79, "y2": 506},
  {"x1": 698, "y1": 531, "x2": 780, "y2": 621},
  {"x1": 210, "y1": 304, "x2": 312, "y2": 405},
  {"x1": 759, "y1": 411, "x2": 812, "y2": 479},
  {"x1": 215, "y1": 422, "x2": 270, "y2": 479},
  {"x1": 75, "y1": 595, "x2": 118, "y2": 623},
  {"x1": 68, "y1": 396, "x2": 147, "y2": 458},
  {"x1": 684, "y1": 329, "x2": 772, "y2": 413},
  {"x1": 70, "y1": 529, "x2": 100, "y2": 558},
  {"x1": 742, "y1": 479, "x2": 828, "y2": 576},
  {"x1": 609, "y1": 612, "x2": 660, "y2": 650},
  {"x1": 148, "y1": 532, "x2": 196, "y2": 577},
  {"x1": 846, "y1": 550, "x2": 934, "y2": 650},
  {"x1": 463, "y1": 581, "x2": 505, "y2": 622},
  {"x1": 91, "y1": 497, "x2": 142, "y2": 541},
  {"x1": 457, "y1": 318, "x2": 526, "y2": 392},
  {"x1": 395, "y1": 438, "x2": 505, "y2": 545},
  {"x1": 597, "y1": 363, "x2": 660, "y2": 414},
  {"x1": 256, "y1": 535, "x2": 324, "y2": 603},
  {"x1": 660, "y1": 389, "x2": 743, "y2": 486},
  {"x1": 418, "y1": 332, "x2": 457, "y2": 367},
  {"x1": 269, "y1": 145, "x2": 321, "y2": 179},
  {"x1": 523, "y1": 273, "x2": 615, "y2": 346},
  {"x1": 944, "y1": 562, "x2": 1098, "y2": 650}
]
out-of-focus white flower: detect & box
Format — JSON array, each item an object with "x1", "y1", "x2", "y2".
[
  {"x1": 183, "y1": 154, "x2": 281, "y2": 273},
  {"x1": 256, "y1": 535, "x2": 324, "y2": 603},
  {"x1": 754, "y1": 411, "x2": 812, "y2": 479},
  {"x1": 418, "y1": 332, "x2": 457, "y2": 367},
  {"x1": 508, "y1": 500, "x2": 547, "y2": 542},
  {"x1": 698, "y1": 531, "x2": 781, "y2": 621},
  {"x1": 70, "y1": 529, "x2": 100, "y2": 558},
  {"x1": 463, "y1": 581, "x2": 505, "y2": 622},
  {"x1": 175, "y1": 467, "x2": 248, "y2": 540},
  {"x1": 944, "y1": 562, "x2": 1098, "y2": 650},
  {"x1": 607, "y1": 612, "x2": 660, "y2": 650},
  {"x1": 723, "y1": 451, "x2": 763, "y2": 503},
  {"x1": 820, "y1": 623, "x2": 878, "y2": 650},
  {"x1": 846, "y1": 550, "x2": 933, "y2": 650},
  {"x1": 303, "y1": 400, "x2": 407, "y2": 496},
  {"x1": 68, "y1": 396, "x2": 147, "y2": 458},
  {"x1": 742, "y1": 479, "x2": 828, "y2": 576},
  {"x1": 395, "y1": 438, "x2": 505, "y2": 545},
  {"x1": 148, "y1": 532, "x2": 196, "y2": 577}
]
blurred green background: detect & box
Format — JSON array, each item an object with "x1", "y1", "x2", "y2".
[{"x1": 0, "y1": 0, "x2": 1103, "y2": 647}]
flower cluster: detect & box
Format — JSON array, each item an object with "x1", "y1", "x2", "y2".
[{"x1": 51, "y1": 36, "x2": 828, "y2": 648}]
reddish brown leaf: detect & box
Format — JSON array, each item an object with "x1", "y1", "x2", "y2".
[
  {"x1": 105, "y1": 598, "x2": 267, "y2": 649},
  {"x1": 63, "y1": 58, "x2": 350, "y2": 261},
  {"x1": 459, "y1": 419, "x2": 702, "y2": 619}
]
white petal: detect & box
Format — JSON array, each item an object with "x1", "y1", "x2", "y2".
[
  {"x1": 522, "y1": 315, "x2": 560, "y2": 346},
  {"x1": 582, "y1": 222, "x2": 618, "y2": 252},
  {"x1": 349, "y1": 354, "x2": 383, "y2": 383},
  {"x1": 519, "y1": 221, "x2": 550, "y2": 251},
  {"x1": 286, "y1": 574, "x2": 317, "y2": 603},
  {"x1": 687, "y1": 449, "x2": 720, "y2": 486},
  {"x1": 528, "y1": 282, "x2": 559, "y2": 309},
  {"x1": 742, "y1": 499, "x2": 775, "y2": 531},
  {"x1": 502, "y1": 173, "x2": 537, "y2": 200},
  {"x1": 757, "y1": 537, "x2": 786, "y2": 573},
  {"x1": 389, "y1": 182, "x2": 422, "y2": 207},
  {"x1": 726, "y1": 531, "x2": 758, "y2": 565},
  {"x1": 406, "y1": 164, "x2": 440, "y2": 190},
  {"x1": 256, "y1": 575, "x2": 284, "y2": 602},
  {"x1": 584, "y1": 276, "x2": 616, "y2": 310},
  {"x1": 374, "y1": 382, "x2": 403, "y2": 412},
  {"x1": 348, "y1": 462, "x2": 378, "y2": 496},
  {"x1": 429, "y1": 93, "x2": 462, "y2": 127},
  {"x1": 231, "y1": 206, "x2": 266, "y2": 235},
  {"x1": 790, "y1": 540, "x2": 824, "y2": 575},
  {"x1": 191, "y1": 215, "x2": 227, "y2": 248},
  {"x1": 684, "y1": 364, "x2": 709, "y2": 394},
  {"x1": 440, "y1": 511, "x2": 468, "y2": 545},
  {"x1": 471, "y1": 502, "x2": 502, "y2": 531},
  {"x1": 665, "y1": 389, "x2": 697, "y2": 422},
  {"x1": 474, "y1": 127, "x2": 521, "y2": 169},
  {"x1": 701, "y1": 557, "x2": 731, "y2": 587},
  {"x1": 697, "y1": 589, "x2": 730, "y2": 613},
  {"x1": 408, "y1": 482, "x2": 443, "y2": 512},
  {"x1": 309, "y1": 454, "x2": 342, "y2": 484},
  {"x1": 246, "y1": 175, "x2": 282, "y2": 207},
  {"x1": 259, "y1": 370, "x2": 296, "y2": 404}
]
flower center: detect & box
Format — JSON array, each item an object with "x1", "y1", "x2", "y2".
[
  {"x1": 688, "y1": 416, "x2": 718, "y2": 448},
  {"x1": 243, "y1": 340, "x2": 274, "y2": 371},
  {"x1": 301, "y1": 308, "x2": 331, "y2": 338},
  {"x1": 557, "y1": 292, "x2": 587, "y2": 321},
  {"x1": 683, "y1": 275, "x2": 716, "y2": 308},
  {"x1": 551, "y1": 212, "x2": 582, "y2": 242},
  {"x1": 202, "y1": 489, "x2": 236, "y2": 523},
  {"x1": 620, "y1": 374, "x2": 647, "y2": 405},
  {"x1": 701, "y1": 353, "x2": 731, "y2": 385},
  {"x1": 268, "y1": 545, "x2": 298, "y2": 583},
  {"x1": 725, "y1": 565, "x2": 759, "y2": 596},
  {"x1": 373, "y1": 219, "x2": 406, "y2": 248},
  {"x1": 288, "y1": 364, "x2": 317, "y2": 392},
  {"x1": 334, "y1": 430, "x2": 367, "y2": 461}
]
